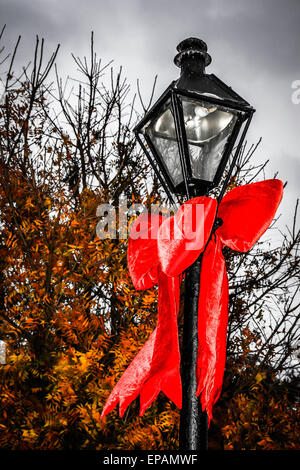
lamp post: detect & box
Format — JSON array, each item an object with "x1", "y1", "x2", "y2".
[{"x1": 134, "y1": 37, "x2": 255, "y2": 451}]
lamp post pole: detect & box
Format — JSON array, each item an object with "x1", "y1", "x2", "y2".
[
  {"x1": 178, "y1": 189, "x2": 222, "y2": 452},
  {"x1": 179, "y1": 252, "x2": 208, "y2": 451}
]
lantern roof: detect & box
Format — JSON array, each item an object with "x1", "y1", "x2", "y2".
[{"x1": 134, "y1": 38, "x2": 255, "y2": 200}]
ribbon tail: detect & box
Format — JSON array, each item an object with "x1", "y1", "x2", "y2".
[
  {"x1": 101, "y1": 272, "x2": 181, "y2": 419},
  {"x1": 196, "y1": 235, "x2": 229, "y2": 425},
  {"x1": 139, "y1": 272, "x2": 182, "y2": 415},
  {"x1": 101, "y1": 329, "x2": 157, "y2": 419}
]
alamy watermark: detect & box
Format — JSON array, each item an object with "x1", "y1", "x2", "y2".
[
  {"x1": 96, "y1": 198, "x2": 205, "y2": 250},
  {"x1": 291, "y1": 80, "x2": 300, "y2": 104}
]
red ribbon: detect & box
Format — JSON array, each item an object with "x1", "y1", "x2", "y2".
[{"x1": 101, "y1": 179, "x2": 283, "y2": 424}]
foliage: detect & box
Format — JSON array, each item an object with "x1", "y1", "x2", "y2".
[{"x1": 0, "y1": 27, "x2": 299, "y2": 450}]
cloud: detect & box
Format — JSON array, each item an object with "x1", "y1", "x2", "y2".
[{"x1": 0, "y1": 0, "x2": 298, "y2": 229}]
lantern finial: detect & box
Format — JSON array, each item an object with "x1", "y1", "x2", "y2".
[{"x1": 174, "y1": 37, "x2": 212, "y2": 71}]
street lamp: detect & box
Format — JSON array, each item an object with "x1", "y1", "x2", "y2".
[
  {"x1": 134, "y1": 37, "x2": 254, "y2": 201},
  {"x1": 134, "y1": 37, "x2": 255, "y2": 450}
]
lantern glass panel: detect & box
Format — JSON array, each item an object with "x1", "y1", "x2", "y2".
[
  {"x1": 143, "y1": 99, "x2": 184, "y2": 187},
  {"x1": 180, "y1": 96, "x2": 237, "y2": 182}
]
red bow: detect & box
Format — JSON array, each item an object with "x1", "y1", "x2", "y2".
[{"x1": 101, "y1": 180, "x2": 283, "y2": 424}]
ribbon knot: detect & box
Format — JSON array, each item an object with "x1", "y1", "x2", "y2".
[{"x1": 101, "y1": 179, "x2": 283, "y2": 424}]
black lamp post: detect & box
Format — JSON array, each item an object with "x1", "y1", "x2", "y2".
[{"x1": 134, "y1": 38, "x2": 255, "y2": 451}]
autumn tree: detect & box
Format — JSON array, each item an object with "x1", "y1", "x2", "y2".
[{"x1": 0, "y1": 27, "x2": 298, "y2": 450}]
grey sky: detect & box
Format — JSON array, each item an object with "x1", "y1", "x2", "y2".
[{"x1": 0, "y1": 0, "x2": 299, "y2": 229}]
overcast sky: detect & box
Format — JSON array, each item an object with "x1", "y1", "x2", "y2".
[{"x1": 0, "y1": 0, "x2": 299, "y2": 231}]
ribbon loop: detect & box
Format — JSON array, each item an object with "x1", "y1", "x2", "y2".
[
  {"x1": 217, "y1": 179, "x2": 283, "y2": 251},
  {"x1": 158, "y1": 197, "x2": 217, "y2": 277}
]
